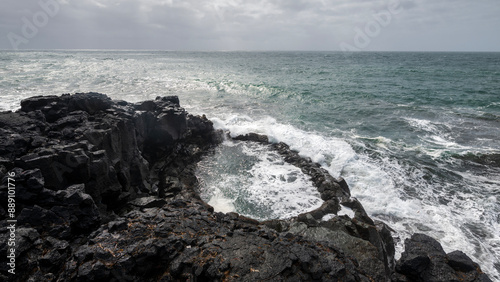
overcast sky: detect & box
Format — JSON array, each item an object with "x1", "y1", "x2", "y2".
[{"x1": 1, "y1": 0, "x2": 499, "y2": 51}]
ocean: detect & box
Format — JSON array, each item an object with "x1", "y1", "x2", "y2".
[{"x1": 1, "y1": 50, "x2": 499, "y2": 279}]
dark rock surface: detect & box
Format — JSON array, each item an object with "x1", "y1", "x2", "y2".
[
  {"x1": 0, "y1": 93, "x2": 491, "y2": 281},
  {"x1": 394, "y1": 234, "x2": 492, "y2": 282}
]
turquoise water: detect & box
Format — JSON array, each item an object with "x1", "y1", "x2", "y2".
[{"x1": 1, "y1": 50, "x2": 499, "y2": 279}]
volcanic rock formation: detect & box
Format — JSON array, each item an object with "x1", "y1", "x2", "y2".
[{"x1": 0, "y1": 93, "x2": 490, "y2": 281}]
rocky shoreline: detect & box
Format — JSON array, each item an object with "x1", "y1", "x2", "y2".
[{"x1": 0, "y1": 93, "x2": 491, "y2": 281}]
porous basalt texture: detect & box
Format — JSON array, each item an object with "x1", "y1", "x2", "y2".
[{"x1": 0, "y1": 93, "x2": 491, "y2": 281}]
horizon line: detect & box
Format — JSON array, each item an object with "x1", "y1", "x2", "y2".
[{"x1": 1, "y1": 48, "x2": 500, "y2": 53}]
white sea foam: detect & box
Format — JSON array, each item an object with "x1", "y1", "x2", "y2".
[
  {"x1": 197, "y1": 140, "x2": 323, "y2": 221},
  {"x1": 322, "y1": 214, "x2": 336, "y2": 221},
  {"x1": 214, "y1": 114, "x2": 357, "y2": 177},
  {"x1": 2, "y1": 51, "x2": 498, "y2": 280},
  {"x1": 405, "y1": 117, "x2": 440, "y2": 133},
  {"x1": 210, "y1": 114, "x2": 419, "y2": 243},
  {"x1": 403, "y1": 117, "x2": 478, "y2": 158},
  {"x1": 207, "y1": 189, "x2": 236, "y2": 213},
  {"x1": 207, "y1": 113, "x2": 500, "y2": 278},
  {"x1": 337, "y1": 206, "x2": 355, "y2": 218}
]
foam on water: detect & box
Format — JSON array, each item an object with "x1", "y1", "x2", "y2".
[
  {"x1": 337, "y1": 206, "x2": 356, "y2": 218},
  {"x1": 206, "y1": 186, "x2": 236, "y2": 213},
  {"x1": 2, "y1": 51, "x2": 499, "y2": 280},
  {"x1": 211, "y1": 114, "x2": 410, "y2": 225},
  {"x1": 196, "y1": 140, "x2": 323, "y2": 221},
  {"x1": 208, "y1": 113, "x2": 500, "y2": 277},
  {"x1": 212, "y1": 115, "x2": 357, "y2": 177}
]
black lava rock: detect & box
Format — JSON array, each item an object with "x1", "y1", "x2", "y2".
[
  {"x1": 395, "y1": 233, "x2": 492, "y2": 282},
  {"x1": 0, "y1": 93, "x2": 491, "y2": 281}
]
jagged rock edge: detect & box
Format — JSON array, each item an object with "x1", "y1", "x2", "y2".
[{"x1": 0, "y1": 93, "x2": 491, "y2": 281}]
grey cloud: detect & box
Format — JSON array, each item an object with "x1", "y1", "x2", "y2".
[
  {"x1": 0, "y1": 0, "x2": 498, "y2": 51},
  {"x1": 399, "y1": 0, "x2": 418, "y2": 10}
]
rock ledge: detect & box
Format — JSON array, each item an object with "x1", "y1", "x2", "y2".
[{"x1": 0, "y1": 93, "x2": 491, "y2": 281}]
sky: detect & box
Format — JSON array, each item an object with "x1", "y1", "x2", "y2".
[{"x1": 1, "y1": 0, "x2": 499, "y2": 51}]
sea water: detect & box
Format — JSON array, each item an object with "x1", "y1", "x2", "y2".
[{"x1": 1, "y1": 50, "x2": 499, "y2": 279}]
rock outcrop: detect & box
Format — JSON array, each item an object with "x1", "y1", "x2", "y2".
[
  {"x1": 393, "y1": 234, "x2": 491, "y2": 282},
  {"x1": 0, "y1": 93, "x2": 491, "y2": 281}
]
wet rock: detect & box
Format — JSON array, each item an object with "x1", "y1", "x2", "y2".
[
  {"x1": 233, "y1": 132, "x2": 269, "y2": 143},
  {"x1": 228, "y1": 131, "x2": 494, "y2": 281},
  {"x1": 288, "y1": 221, "x2": 388, "y2": 281},
  {"x1": 54, "y1": 184, "x2": 101, "y2": 232},
  {"x1": 130, "y1": 196, "x2": 167, "y2": 209},
  {"x1": 396, "y1": 233, "x2": 491, "y2": 282},
  {"x1": 230, "y1": 132, "x2": 397, "y2": 279},
  {"x1": 61, "y1": 205, "x2": 375, "y2": 281},
  {"x1": 341, "y1": 197, "x2": 374, "y2": 225},
  {"x1": 20, "y1": 95, "x2": 61, "y2": 112},
  {"x1": 447, "y1": 250, "x2": 477, "y2": 272},
  {"x1": 268, "y1": 141, "x2": 350, "y2": 199},
  {"x1": 68, "y1": 92, "x2": 113, "y2": 114},
  {"x1": 0, "y1": 93, "x2": 491, "y2": 281},
  {"x1": 0, "y1": 93, "x2": 224, "y2": 280}
]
